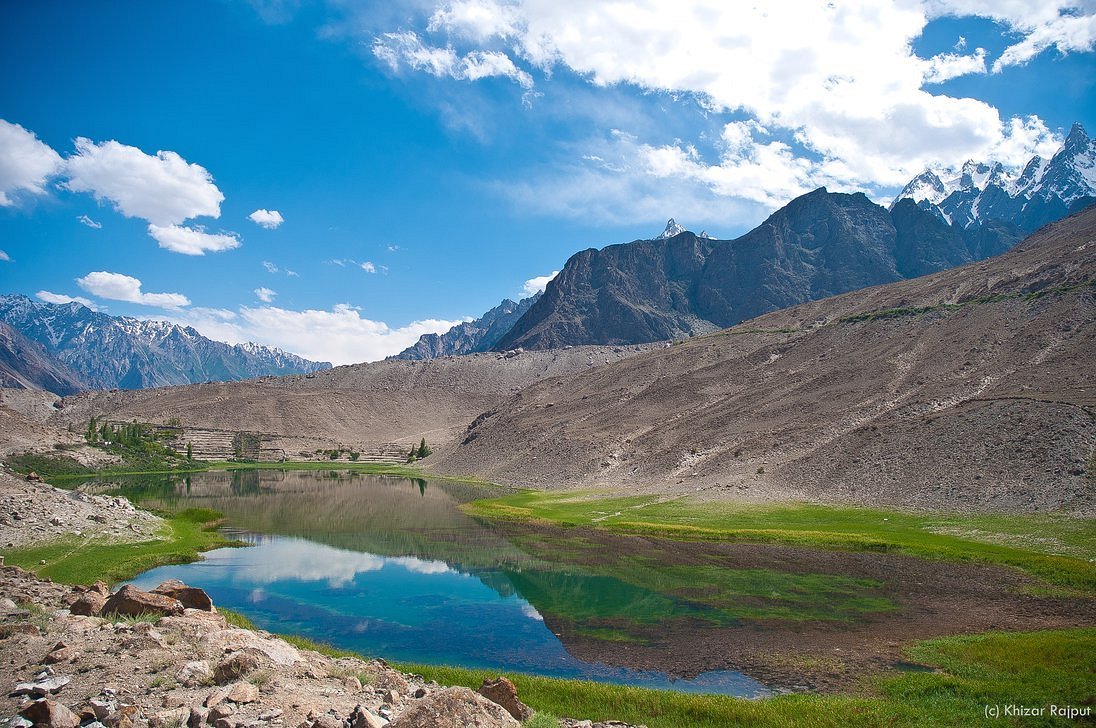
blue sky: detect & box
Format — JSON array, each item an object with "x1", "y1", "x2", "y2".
[{"x1": 1, "y1": 1, "x2": 1093, "y2": 364}]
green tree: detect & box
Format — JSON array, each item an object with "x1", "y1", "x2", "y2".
[
  {"x1": 186, "y1": 442, "x2": 193, "y2": 461},
  {"x1": 417, "y1": 438, "x2": 430, "y2": 459}
]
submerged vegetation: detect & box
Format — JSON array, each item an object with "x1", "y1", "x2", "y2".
[{"x1": 465, "y1": 491, "x2": 1096, "y2": 593}]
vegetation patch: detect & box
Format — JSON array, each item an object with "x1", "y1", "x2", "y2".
[
  {"x1": 395, "y1": 629, "x2": 1094, "y2": 728},
  {"x1": 465, "y1": 492, "x2": 1096, "y2": 592},
  {"x1": 1, "y1": 508, "x2": 238, "y2": 585}
]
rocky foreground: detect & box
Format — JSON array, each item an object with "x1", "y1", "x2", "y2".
[
  {"x1": 0, "y1": 472, "x2": 644, "y2": 728},
  {"x1": 0, "y1": 567, "x2": 642, "y2": 728}
]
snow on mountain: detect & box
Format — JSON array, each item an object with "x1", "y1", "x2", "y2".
[
  {"x1": 656, "y1": 218, "x2": 687, "y2": 239},
  {"x1": 893, "y1": 123, "x2": 1096, "y2": 232},
  {"x1": 0, "y1": 294, "x2": 329, "y2": 392}
]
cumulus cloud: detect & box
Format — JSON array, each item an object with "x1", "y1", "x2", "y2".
[
  {"x1": 0, "y1": 119, "x2": 64, "y2": 206},
  {"x1": 64, "y1": 138, "x2": 224, "y2": 226},
  {"x1": 172, "y1": 303, "x2": 466, "y2": 365},
  {"x1": 521, "y1": 270, "x2": 558, "y2": 298},
  {"x1": 35, "y1": 291, "x2": 100, "y2": 310},
  {"x1": 378, "y1": 0, "x2": 1094, "y2": 214},
  {"x1": 76, "y1": 271, "x2": 190, "y2": 309},
  {"x1": 0, "y1": 250, "x2": 9, "y2": 262},
  {"x1": 254, "y1": 287, "x2": 277, "y2": 303},
  {"x1": 360, "y1": 261, "x2": 376, "y2": 273},
  {"x1": 147, "y1": 224, "x2": 241, "y2": 255},
  {"x1": 77, "y1": 214, "x2": 102, "y2": 229},
  {"x1": 249, "y1": 208, "x2": 284, "y2": 229}
]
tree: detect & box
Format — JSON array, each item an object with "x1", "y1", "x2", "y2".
[
  {"x1": 417, "y1": 438, "x2": 430, "y2": 459},
  {"x1": 186, "y1": 442, "x2": 193, "y2": 461}
]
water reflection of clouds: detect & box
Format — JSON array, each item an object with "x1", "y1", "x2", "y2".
[{"x1": 210, "y1": 537, "x2": 458, "y2": 587}]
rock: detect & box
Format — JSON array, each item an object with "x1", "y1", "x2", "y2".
[
  {"x1": 104, "y1": 705, "x2": 139, "y2": 728},
  {"x1": 188, "y1": 707, "x2": 208, "y2": 728},
  {"x1": 384, "y1": 689, "x2": 400, "y2": 705},
  {"x1": 0, "y1": 596, "x2": 18, "y2": 611},
  {"x1": 257, "y1": 710, "x2": 282, "y2": 722},
  {"x1": 343, "y1": 676, "x2": 362, "y2": 692},
  {"x1": 213, "y1": 650, "x2": 262, "y2": 684},
  {"x1": 100, "y1": 585, "x2": 184, "y2": 618},
  {"x1": 386, "y1": 687, "x2": 519, "y2": 728},
  {"x1": 149, "y1": 708, "x2": 191, "y2": 728},
  {"x1": 200, "y1": 630, "x2": 300, "y2": 666},
  {"x1": 26, "y1": 471, "x2": 42, "y2": 482},
  {"x1": 213, "y1": 718, "x2": 236, "y2": 728},
  {"x1": 31, "y1": 675, "x2": 71, "y2": 696},
  {"x1": 207, "y1": 704, "x2": 237, "y2": 722},
  {"x1": 310, "y1": 715, "x2": 341, "y2": 728},
  {"x1": 226, "y1": 682, "x2": 259, "y2": 704},
  {"x1": 204, "y1": 688, "x2": 231, "y2": 708},
  {"x1": 69, "y1": 591, "x2": 108, "y2": 617},
  {"x1": 11, "y1": 718, "x2": 33, "y2": 728},
  {"x1": 412, "y1": 688, "x2": 427, "y2": 699},
  {"x1": 20, "y1": 699, "x2": 80, "y2": 728},
  {"x1": 44, "y1": 641, "x2": 76, "y2": 664},
  {"x1": 89, "y1": 699, "x2": 116, "y2": 720},
  {"x1": 348, "y1": 705, "x2": 386, "y2": 728},
  {"x1": 478, "y1": 677, "x2": 532, "y2": 721},
  {"x1": 176, "y1": 660, "x2": 214, "y2": 688},
  {"x1": 152, "y1": 580, "x2": 214, "y2": 611},
  {"x1": 50, "y1": 516, "x2": 64, "y2": 526},
  {"x1": 372, "y1": 671, "x2": 409, "y2": 696}
]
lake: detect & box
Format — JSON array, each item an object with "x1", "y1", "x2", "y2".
[{"x1": 80, "y1": 469, "x2": 965, "y2": 695}]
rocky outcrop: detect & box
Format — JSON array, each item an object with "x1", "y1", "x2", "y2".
[
  {"x1": 386, "y1": 687, "x2": 519, "y2": 728},
  {"x1": 100, "y1": 585, "x2": 185, "y2": 619},
  {"x1": 152, "y1": 579, "x2": 214, "y2": 611},
  {"x1": 477, "y1": 677, "x2": 532, "y2": 721}
]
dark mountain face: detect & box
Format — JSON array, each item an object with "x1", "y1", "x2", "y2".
[
  {"x1": 391, "y1": 293, "x2": 541, "y2": 360},
  {"x1": 0, "y1": 295, "x2": 330, "y2": 392},
  {"x1": 496, "y1": 189, "x2": 995, "y2": 350},
  {"x1": 0, "y1": 321, "x2": 86, "y2": 395}
]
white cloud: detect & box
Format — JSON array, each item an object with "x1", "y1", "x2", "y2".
[
  {"x1": 249, "y1": 208, "x2": 284, "y2": 229},
  {"x1": 0, "y1": 119, "x2": 64, "y2": 206},
  {"x1": 173, "y1": 303, "x2": 466, "y2": 365},
  {"x1": 77, "y1": 214, "x2": 102, "y2": 229},
  {"x1": 386, "y1": 244, "x2": 400, "y2": 252},
  {"x1": 360, "y1": 261, "x2": 376, "y2": 273},
  {"x1": 75, "y1": 271, "x2": 190, "y2": 309},
  {"x1": 64, "y1": 138, "x2": 224, "y2": 226},
  {"x1": 0, "y1": 250, "x2": 9, "y2": 262},
  {"x1": 254, "y1": 287, "x2": 277, "y2": 303},
  {"x1": 521, "y1": 270, "x2": 558, "y2": 298},
  {"x1": 373, "y1": 30, "x2": 533, "y2": 89},
  {"x1": 262, "y1": 260, "x2": 279, "y2": 273},
  {"x1": 147, "y1": 224, "x2": 241, "y2": 256},
  {"x1": 381, "y1": 1, "x2": 1094, "y2": 214},
  {"x1": 35, "y1": 291, "x2": 101, "y2": 310}
]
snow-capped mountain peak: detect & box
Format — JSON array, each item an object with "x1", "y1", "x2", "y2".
[
  {"x1": 892, "y1": 122, "x2": 1096, "y2": 232},
  {"x1": 656, "y1": 218, "x2": 687, "y2": 239}
]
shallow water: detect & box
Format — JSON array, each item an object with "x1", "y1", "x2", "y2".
[{"x1": 89, "y1": 469, "x2": 899, "y2": 696}]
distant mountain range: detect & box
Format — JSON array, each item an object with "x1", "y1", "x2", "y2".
[
  {"x1": 391, "y1": 294, "x2": 541, "y2": 360},
  {"x1": 0, "y1": 295, "x2": 330, "y2": 394},
  {"x1": 892, "y1": 122, "x2": 1095, "y2": 233}
]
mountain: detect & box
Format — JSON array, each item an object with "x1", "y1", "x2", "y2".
[
  {"x1": 434, "y1": 205, "x2": 1096, "y2": 513},
  {"x1": 495, "y1": 188, "x2": 994, "y2": 350},
  {"x1": 391, "y1": 293, "x2": 541, "y2": 360},
  {"x1": 0, "y1": 321, "x2": 86, "y2": 395},
  {"x1": 893, "y1": 122, "x2": 1096, "y2": 233},
  {"x1": 0, "y1": 295, "x2": 330, "y2": 392}
]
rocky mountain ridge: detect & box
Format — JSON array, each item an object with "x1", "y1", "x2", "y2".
[
  {"x1": 0, "y1": 295, "x2": 329, "y2": 393},
  {"x1": 391, "y1": 294, "x2": 541, "y2": 360},
  {"x1": 893, "y1": 122, "x2": 1096, "y2": 232}
]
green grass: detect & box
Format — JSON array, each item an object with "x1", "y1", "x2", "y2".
[
  {"x1": 0, "y1": 507, "x2": 238, "y2": 585},
  {"x1": 464, "y1": 492, "x2": 1096, "y2": 592},
  {"x1": 394, "y1": 629, "x2": 1094, "y2": 727}
]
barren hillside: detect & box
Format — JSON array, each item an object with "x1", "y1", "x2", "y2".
[
  {"x1": 428, "y1": 208, "x2": 1096, "y2": 513},
  {"x1": 51, "y1": 345, "x2": 657, "y2": 454}
]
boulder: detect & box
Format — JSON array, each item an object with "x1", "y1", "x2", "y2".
[
  {"x1": 20, "y1": 699, "x2": 80, "y2": 728},
  {"x1": 175, "y1": 660, "x2": 213, "y2": 688},
  {"x1": 151, "y1": 580, "x2": 214, "y2": 611},
  {"x1": 149, "y1": 708, "x2": 190, "y2": 728},
  {"x1": 213, "y1": 650, "x2": 263, "y2": 684},
  {"x1": 69, "y1": 591, "x2": 107, "y2": 617},
  {"x1": 387, "y1": 687, "x2": 519, "y2": 728},
  {"x1": 478, "y1": 677, "x2": 532, "y2": 721},
  {"x1": 348, "y1": 705, "x2": 386, "y2": 728},
  {"x1": 310, "y1": 716, "x2": 341, "y2": 728},
  {"x1": 103, "y1": 706, "x2": 139, "y2": 728},
  {"x1": 200, "y1": 629, "x2": 301, "y2": 666},
  {"x1": 226, "y1": 682, "x2": 259, "y2": 704},
  {"x1": 100, "y1": 585, "x2": 183, "y2": 618}
]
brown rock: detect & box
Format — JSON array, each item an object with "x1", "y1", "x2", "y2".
[
  {"x1": 45, "y1": 643, "x2": 76, "y2": 664},
  {"x1": 176, "y1": 660, "x2": 214, "y2": 688},
  {"x1": 213, "y1": 650, "x2": 262, "y2": 684},
  {"x1": 387, "y1": 687, "x2": 519, "y2": 728},
  {"x1": 20, "y1": 700, "x2": 80, "y2": 728},
  {"x1": 26, "y1": 471, "x2": 42, "y2": 482},
  {"x1": 478, "y1": 676, "x2": 532, "y2": 721},
  {"x1": 372, "y1": 671, "x2": 409, "y2": 696},
  {"x1": 152, "y1": 580, "x2": 214, "y2": 611},
  {"x1": 310, "y1": 716, "x2": 341, "y2": 728},
  {"x1": 213, "y1": 718, "x2": 236, "y2": 728},
  {"x1": 69, "y1": 592, "x2": 107, "y2": 617},
  {"x1": 348, "y1": 705, "x2": 385, "y2": 728},
  {"x1": 100, "y1": 585, "x2": 184, "y2": 618},
  {"x1": 149, "y1": 708, "x2": 191, "y2": 728},
  {"x1": 226, "y1": 682, "x2": 259, "y2": 704},
  {"x1": 188, "y1": 707, "x2": 208, "y2": 728},
  {"x1": 104, "y1": 705, "x2": 140, "y2": 728},
  {"x1": 207, "y1": 704, "x2": 237, "y2": 722}
]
